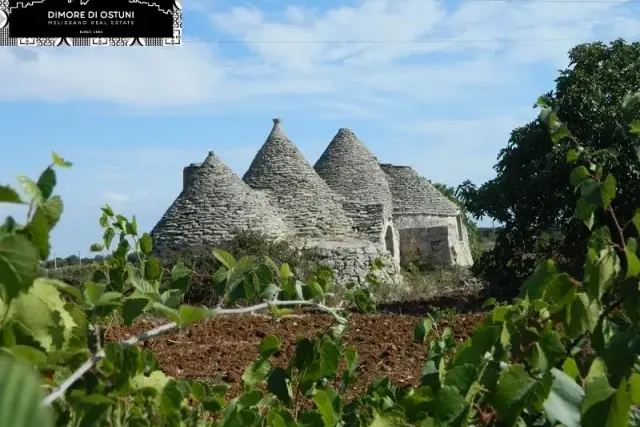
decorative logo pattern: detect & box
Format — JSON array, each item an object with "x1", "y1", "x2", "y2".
[{"x1": 1, "y1": 0, "x2": 181, "y2": 46}]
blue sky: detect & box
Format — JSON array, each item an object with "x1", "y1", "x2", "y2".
[{"x1": 1, "y1": 0, "x2": 638, "y2": 258}]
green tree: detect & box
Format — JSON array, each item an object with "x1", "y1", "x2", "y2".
[{"x1": 459, "y1": 39, "x2": 640, "y2": 299}]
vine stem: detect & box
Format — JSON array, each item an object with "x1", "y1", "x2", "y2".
[{"x1": 42, "y1": 299, "x2": 344, "y2": 407}]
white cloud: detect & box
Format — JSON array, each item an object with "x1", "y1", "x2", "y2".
[
  {"x1": 388, "y1": 111, "x2": 536, "y2": 186},
  {"x1": 0, "y1": 44, "x2": 228, "y2": 108},
  {"x1": 102, "y1": 191, "x2": 131, "y2": 203},
  {"x1": 0, "y1": 0, "x2": 635, "y2": 113}
]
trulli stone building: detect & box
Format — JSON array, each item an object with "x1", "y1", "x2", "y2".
[{"x1": 151, "y1": 119, "x2": 473, "y2": 285}]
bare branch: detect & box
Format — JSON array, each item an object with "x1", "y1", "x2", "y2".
[{"x1": 42, "y1": 299, "x2": 345, "y2": 407}]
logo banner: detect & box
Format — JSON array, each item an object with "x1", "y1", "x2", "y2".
[{"x1": 0, "y1": 0, "x2": 182, "y2": 46}]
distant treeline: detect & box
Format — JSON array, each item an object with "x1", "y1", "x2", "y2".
[{"x1": 39, "y1": 253, "x2": 139, "y2": 270}]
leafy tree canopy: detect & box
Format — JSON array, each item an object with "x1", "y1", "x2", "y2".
[{"x1": 459, "y1": 39, "x2": 640, "y2": 298}]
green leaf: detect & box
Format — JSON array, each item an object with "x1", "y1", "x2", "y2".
[
  {"x1": 51, "y1": 152, "x2": 72, "y2": 168},
  {"x1": 41, "y1": 197, "x2": 63, "y2": 229},
  {"x1": 129, "y1": 215, "x2": 138, "y2": 236},
  {"x1": 177, "y1": 305, "x2": 206, "y2": 327},
  {"x1": 83, "y1": 281, "x2": 106, "y2": 306},
  {"x1": 102, "y1": 204, "x2": 114, "y2": 216},
  {"x1": 434, "y1": 385, "x2": 468, "y2": 424},
  {"x1": 0, "y1": 186, "x2": 24, "y2": 204},
  {"x1": 566, "y1": 293, "x2": 599, "y2": 339},
  {"x1": 539, "y1": 330, "x2": 566, "y2": 368},
  {"x1": 5, "y1": 279, "x2": 78, "y2": 354},
  {"x1": 369, "y1": 412, "x2": 404, "y2": 427},
  {"x1": 630, "y1": 120, "x2": 640, "y2": 134},
  {"x1": 344, "y1": 347, "x2": 358, "y2": 373},
  {"x1": 102, "y1": 228, "x2": 115, "y2": 250},
  {"x1": 171, "y1": 262, "x2": 191, "y2": 282},
  {"x1": 313, "y1": 389, "x2": 335, "y2": 427},
  {"x1": 20, "y1": 208, "x2": 51, "y2": 260},
  {"x1": 242, "y1": 358, "x2": 271, "y2": 388},
  {"x1": 139, "y1": 232, "x2": 153, "y2": 255},
  {"x1": 543, "y1": 368, "x2": 584, "y2": 427},
  {"x1": 551, "y1": 122, "x2": 569, "y2": 144},
  {"x1": 566, "y1": 149, "x2": 580, "y2": 163},
  {"x1": 579, "y1": 358, "x2": 633, "y2": 427},
  {"x1": 629, "y1": 373, "x2": 640, "y2": 405},
  {"x1": 160, "y1": 380, "x2": 184, "y2": 414},
  {"x1": 212, "y1": 248, "x2": 236, "y2": 269},
  {"x1": 632, "y1": 210, "x2": 640, "y2": 234},
  {"x1": 36, "y1": 167, "x2": 56, "y2": 200},
  {"x1": 625, "y1": 242, "x2": 640, "y2": 279},
  {"x1": 279, "y1": 263, "x2": 291, "y2": 280},
  {"x1": 414, "y1": 317, "x2": 433, "y2": 344},
  {"x1": 0, "y1": 233, "x2": 40, "y2": 300},
  {"x1": 17, "y1": 175, "x2": 42, "y2": 205},
  {"x1": 562, "y1": 358, "x2": 581, "y2": 381},
  {"x1": 494, "y1": 364, "x2": 536, "y2": 425},
  {"x1": 152, "y1": 302, "x2": 179, "y2": 323},
  {"x1": 570, "y1": 166, "x2": 590, "y2": 188},
  {"x1": 600, "y1": 174, "x2": 617, "y2": 209},
  {"x1": 144, "y1": 256, "x2": 163, "y2": 281},
  {"x1": 320, "y1": 339, "x2": 341, "y2": 376},
  {"x1": 443, "y1": 363, "x2": 477, "y2": 395},
  {"x1": 482, "y1": 297, "x2": 497, "y2": 308},
  {"x1": 37, "y1": 277, "x2": 83, "y2": 304},
  {"x1": 89, "y1": 243, "x2": 103, "y2": 252},
  {"x1": 0, "y1": 354, "x2": 53, "y2": 427},
  {"x1": 576, "y1": 199, "x2": 596, "y2": 229},
  {"x1": 122, "y1": 298, "x2": 149, "y2": 326},
  {"x1": 267, "y1": 367, "x2": 293, "y2": 407},
  {"x1": 585, "y1": 248, "x2": 617, "y2": 300},
  {"x1": 258, "y1": 335, "x2": 281, "y2": 358}
]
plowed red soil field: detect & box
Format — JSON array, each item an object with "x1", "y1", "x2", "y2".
[{"x1": 109, "y1": 306, "x2": 486, "y2": 402}]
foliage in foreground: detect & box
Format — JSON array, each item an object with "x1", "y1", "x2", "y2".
[{"x1": 1, "y1": 91, "x2": 640, "y2": 426}]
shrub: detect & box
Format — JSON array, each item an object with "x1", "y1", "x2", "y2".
[
  {"x1": 158, "y1": 230, "x2": 326, "y2": 305},
  {"x1": 1, "y1": 91, "x2": 640, "y2": 426}
]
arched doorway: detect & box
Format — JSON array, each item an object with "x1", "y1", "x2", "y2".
[{"x1": 384, "y1": 225, "x2": 395, "y2": 257}]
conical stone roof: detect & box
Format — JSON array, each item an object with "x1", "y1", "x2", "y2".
[
  {"x1": 151, "y1": 151, "x2": 290, "y2": 252},
  {"x1": 242, "y1": 119, "x2": 355, "y2": 237},
  {"x1": 314, "y1": 128, "x2": 392, "y2": 208},
  {"x1": 379, "y1": 164, "x2": 460, "y2": 216}
]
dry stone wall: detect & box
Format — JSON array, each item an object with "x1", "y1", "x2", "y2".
[
  {"x1": 341, "y1": 202, "x2": 387, "y2": 243},
  {"x1": 299, "y1": 238, "x2": 403, "y2": 288},
  {"x1": 395, "y1": 214, "x2": 473, "y2": 267}
]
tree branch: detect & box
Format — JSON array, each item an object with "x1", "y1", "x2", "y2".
[{"x1": 42, "y1": 299, "x2": 344, "y2": 407}]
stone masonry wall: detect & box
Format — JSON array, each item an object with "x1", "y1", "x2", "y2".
[
  {"x1": 394, "y1": 214, "x2": 473, "y2": 267},
  {"x1": 341, "y1": 202, "x2": 387, "y2": 243},
  {"x1": 299, "y1": 238, "x2": 403, "y2": 287},
  {"x1": 182, "y1": 163, "x2": 202, "y2": 191}
]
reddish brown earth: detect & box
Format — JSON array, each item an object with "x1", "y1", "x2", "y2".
[{"x1": 109, "y1": 309, "x2": 486, "y2": 402}]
